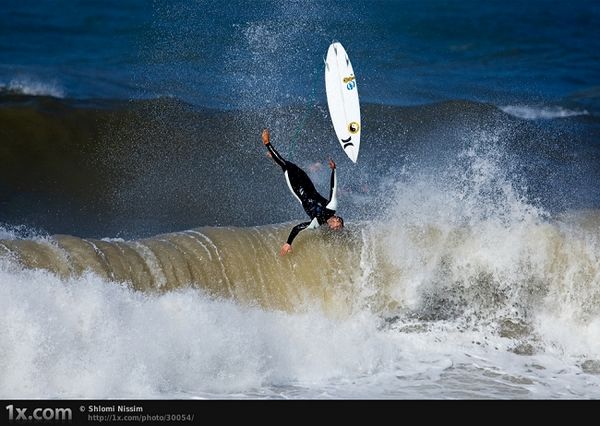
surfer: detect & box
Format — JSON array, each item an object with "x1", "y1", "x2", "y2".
[{"x1": 262, "y1": 128, "x2": 344, "y2": 256}]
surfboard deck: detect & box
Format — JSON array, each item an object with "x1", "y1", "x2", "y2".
[{"x1": 325, "y1": 42, "x2": 361, "y2": 163}]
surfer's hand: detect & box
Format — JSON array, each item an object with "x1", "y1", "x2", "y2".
[
  {"x1": 328, "y1": 159, "x2": 336, "y2": 170},
  {"x1": 262, "y1": 128, "x2": 270, "y2": 145},
  {"x1": 280, "y1": 243, "x2": 292, "y2": 256}
]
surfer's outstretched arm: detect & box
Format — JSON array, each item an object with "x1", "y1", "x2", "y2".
[
  {"x1": 281, "y1": 218, "x2": 320, "y2": 256},
  {"x1": 281, "y1": 221, "x2": 309, "y2": 256},
  {"x1": 262, "y1": 128, "x2": 287, "y2": 170},
  {"x1": 326, "y1": 159, "x2": 338, "y2": 210},
  {"x1": 286, "y1": 221, "x2": 310, "y2": 245}
]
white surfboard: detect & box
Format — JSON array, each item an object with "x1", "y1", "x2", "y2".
[{"x1": 325, "y1": 42, "x2": 361, "y2": 163}]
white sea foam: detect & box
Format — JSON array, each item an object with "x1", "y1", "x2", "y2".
[
  {"x1": 1, "y1": 261, "x2": 599, "y2": 399},
  {"x1": 0, "y1": 225, "x2": 45, "y2": 241},
  {"x1": 1, "y1": 78, "x2": 65, "y2": 98},
  {"x1": 500, "y1": 105, "x2": 589, "y2": 120}
]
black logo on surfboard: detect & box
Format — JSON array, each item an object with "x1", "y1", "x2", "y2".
[{"x1": 341, "y1": 136, "x2": 354, "y2": 149}]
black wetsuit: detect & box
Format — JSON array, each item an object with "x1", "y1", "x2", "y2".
[{"x1": 266, "y1": 142, "x2": 338, "y2": 245}]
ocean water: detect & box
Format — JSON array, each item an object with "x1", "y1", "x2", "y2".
[{"x1": 0, "y1": 0, "x2": 599, "y2": 399}]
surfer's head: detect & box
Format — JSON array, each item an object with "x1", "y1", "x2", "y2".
[{"x1": 327, "y1": 215, "x2": 344, "y2": 231}]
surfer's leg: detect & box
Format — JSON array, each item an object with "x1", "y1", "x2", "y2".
[
  {"x1": 266, "y1": 143, "x2": 287, "y2": 171},
  {"x1": 284, "y1": 162, "x2": 317, "y2": 205}
]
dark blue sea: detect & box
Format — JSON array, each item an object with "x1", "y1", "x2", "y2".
[
  {"x1": 1, "y1": 0, "x2": 598, "y2": 111},
  {"x1": 1, "y1": 0, "x2": 600, "y2": 399}
]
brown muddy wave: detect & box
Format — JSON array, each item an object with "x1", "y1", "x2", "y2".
[
  {"x1": 0, "y1": 224, "x2": 373, "y2": 314},
  {"x1": 1, "y1": 211, "x2": 599, "y2": 321}
]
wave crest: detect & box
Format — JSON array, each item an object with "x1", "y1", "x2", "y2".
[
  {"x1": 500, "y1": 105, "x2": 589, "y2": 120},
  {"x1": 0, "y1": 78, "x2": 64, "y2": 98}
]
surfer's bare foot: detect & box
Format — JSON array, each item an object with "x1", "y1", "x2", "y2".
[
  {"x1": 266, "y1": 152, "x2": 273, "y2": 159},
  {"x1": 328, "y1": 158, "x2": 336, "y2": 170},
  {"x1": 262, "y1": 128, "x2": 270, "y2": 145}
]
